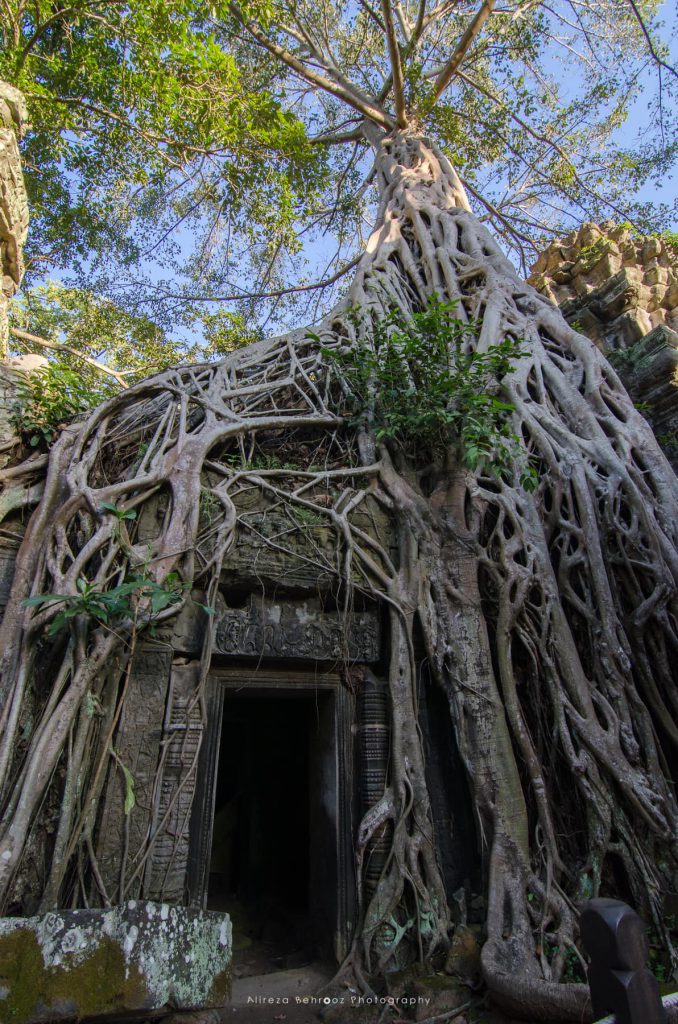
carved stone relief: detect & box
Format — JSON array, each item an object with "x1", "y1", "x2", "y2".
[
  {"x1": 144, "y1": 661, "x2": 204, "y2": 903},
  {"x1": 213, "y1": 595, "x2": 381, "y2": 663}
]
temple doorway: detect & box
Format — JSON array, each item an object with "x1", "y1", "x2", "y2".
[
  {"x1": 191, "y1": 670, "x2": 355, "y2": 965},
  {"x1": 208, "y1": 694, "x2": 311, "y2": 959}
]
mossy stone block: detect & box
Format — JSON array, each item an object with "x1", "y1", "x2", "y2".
[{"x1": 0, "y1": 901, "x2": 231, "y2": 1023}]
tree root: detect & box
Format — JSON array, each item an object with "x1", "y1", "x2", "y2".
[{"x1": 0, "y1": 129, "x2": 676, "y2": 1018}]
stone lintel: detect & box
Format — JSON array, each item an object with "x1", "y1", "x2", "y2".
[{"x1": 213, "y1": 595, "x2": 381, "y2": 663}]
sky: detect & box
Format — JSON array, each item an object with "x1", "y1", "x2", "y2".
[{"x1": 13, "y1": 0, "x2": 678, "y2": 353}]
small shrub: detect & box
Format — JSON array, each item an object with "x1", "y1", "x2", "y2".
[
  {"x1": 22, "y1": 570, "x2": 186, "y2": 636},
  {"x1": 321, "y1": 297, "x2": 536, "y2": 488}
]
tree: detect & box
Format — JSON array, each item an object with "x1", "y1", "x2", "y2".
[
  {"x1": 1, "y1": 0, "x2": 676, "y2": 338},
  {"x1": 0, "y1": 3, "x2": 677, "y2": 1019},
  {"x1": 0, "y1": 0, "x2": 328, "y2": 334}
]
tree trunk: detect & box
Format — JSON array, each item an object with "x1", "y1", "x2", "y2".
[{"x1": 0, "y1": 130, "x2": 676, "y2": 1018}]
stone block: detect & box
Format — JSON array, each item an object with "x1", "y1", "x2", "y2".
[
  {"x1": 609, "y1": 224, "x2": 632, "y2": 243},
  {"x1": 0, "y1": 901, "x2": 231, "y2": 1022},
  {"x1": 593, "y1": 252, "x2": 623, "y2": 283},
  {"x1": 530, "y1": 252, "x2": 548, "y2": 275},
  {"x1": 96, "y1": 649, "x2": 173, "y2": 899},
  {"x1": 646, "y1": 286, "x2": 665, "y2": 313},
  {"x1": 572, "y1": 276, "x2": 592, "y2": 297},
  {"x1": 551, "y1": 262, "x2": 575, "y2": 283},
  {"x1": 144, "y1": 662, "x2": 204, "y2": 902},
  {"x1": 614, "y1": 325, "x2": 678, "y2": 470},
  {"x1": 642, "y1": 237, "x2": 662, "y2": 261},
  {"x1": 579, "y1": 222, "x2": 603, "y2": 247}
]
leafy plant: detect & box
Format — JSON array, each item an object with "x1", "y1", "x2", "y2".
[
  {"x1": 655, "y1": 432, "x2": 677, "y2": 451},
  {"x1": 322, "y1": 298, "x2": 536, "y2": 488},
  {"x1": 12, "y1": 363, "x2": 116, "y2": 448},
  {"x1": 99, "y1": 501, "x2": 137, "y2": 522},
  {"x1": 576, "y1": 237, "x2": 614, "y2": 272},
  {"x1": 607, "y1": 343, "x2": 651, "y2": 375},
  {"x1": 22, "y1": 571, "x2": 186, "y2": 636},
  {"x1": 198, "y1": 488, "x2": 222, "y2": 529},
  {"x1": 660, "y1": 231, "x2": 678, "y2": 261},
  {"x1": 292, "y1": 505, "x2": 323, "y2": 527}
]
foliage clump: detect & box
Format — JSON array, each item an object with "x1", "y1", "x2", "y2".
[
  {"x1": 11, "y1": 363, "x2": 116, "y2": 448},
  {"x1": 325, "y1": 299, "x2": 536, "y2": 488}
]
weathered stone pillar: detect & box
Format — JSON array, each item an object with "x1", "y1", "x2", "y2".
[{"x1": 0, "y1": 80, "x2": 29, "y2": 360}]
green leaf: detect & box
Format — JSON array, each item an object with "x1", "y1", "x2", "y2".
[
  {"x1": 99, "y1": 501, "x2": 137, "y2": 520},
  {"x1": 150, "y1": 587, "x2": 180, "y2": 613},
  {"x1": 193, "y1": 602, "x2": 216, "y2": 615},
  {"x1": 22, "y1": 593, "x2": 71, "y2": 607},
  {"x1": 122, "y1": 763, "x2": 136, "y2": 815}
]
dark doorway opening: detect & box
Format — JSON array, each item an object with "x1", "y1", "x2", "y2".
[
  {"x1": 202, "y1": 679, "x2": 354, "y2": 969},
  {"x1": 193, "y1": 672, "x2": 355, "y2": 966},
  {"x1": 208, "y1": 695, "x2": 311, "y2": 953}
]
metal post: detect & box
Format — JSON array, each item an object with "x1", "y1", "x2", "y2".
[{"x1": 580, "y1": 898, "x2": 666, "y2": 1024}]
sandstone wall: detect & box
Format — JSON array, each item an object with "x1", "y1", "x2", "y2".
[
  {"x1": 528, "y1": 222, "x2": 678, "y2": 470},
  {"x1": 0, "y1": 80, "x2": 29, "y2": 359},
  {"x1": 528, "y1": 222, "x2": 677, "y2": 351}
]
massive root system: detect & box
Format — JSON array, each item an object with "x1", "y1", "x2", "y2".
[{"x1": 1, "y1": 131, "x2": 677, "y2": 1018}]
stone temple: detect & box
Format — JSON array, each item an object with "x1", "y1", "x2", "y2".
[{"x1": 1, "y1": 77, "x2": 677, "y2": 1020}]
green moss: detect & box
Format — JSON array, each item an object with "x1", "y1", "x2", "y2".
[
  {"x1": 207, "y1": 963, "x2": 232, "y2": 1005},
  {"x1": 0, "y1": 928, "x2": 150, "y2": 1023}
]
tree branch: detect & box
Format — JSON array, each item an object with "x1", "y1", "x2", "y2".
[
  {"x1": 16, "y1": 1, "x2": 122, "y2": 70},
  {"x1": 9, "y1": 328, "x2": 128, "y2": 387},
  {"x1": 413, "y1": 0, "x2": 428, "y2": 39},
  {"x1": 230, "y1": 3, "x2": 395, "y2": 131},
  {"x1": 625, "y1": 0, "x2": 677, "y2": 79},
  {"x1": 460, "y1": 177, "x2": 534, "y2": 268},
  {"x1": 310, "y1": 122, "x2": 367, "y2": 145},
  {"x1": 141, "y1": 254, "x2": 362, "y2": 304},
  {"x1": 375, "y1": 0, "x2": 433, "y2": 107},
  {"x1": 429, "y1": 0, "x2": 495, "y2": 106},
  {"x1": 358, "y1": 0, "x2": 385, "y2": 32},
  {"x1": 457, "y1": 69, "x2": 633, "y2": 222},
  {"x1": 393, "y1": 1, "x2": 412, "y2": 41},
  {"x1": 381, "y1": 0, "x2": 408, "y2": 127}
]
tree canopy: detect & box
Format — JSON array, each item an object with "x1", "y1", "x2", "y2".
[{"x1": 2, "y1": 0, "x2": 676, "y2": 363}]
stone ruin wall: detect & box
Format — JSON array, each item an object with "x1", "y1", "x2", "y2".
[
  {"x1": 528, "y1": 221, "x2": 677, "y2": 348},
  {"x1": 528, "y1": 221, "x2": 678, "y2": 470},
  {"x1": 0, "y1": 86, "x2": 677, "y2": 1018},
  {"x1": 0, "y1": 80, "x2": 29, "y2": 360}
]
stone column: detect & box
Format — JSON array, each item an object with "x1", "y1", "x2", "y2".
[{"x1": 0, "y1": 80, "x2": 29, "y2": 360}]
